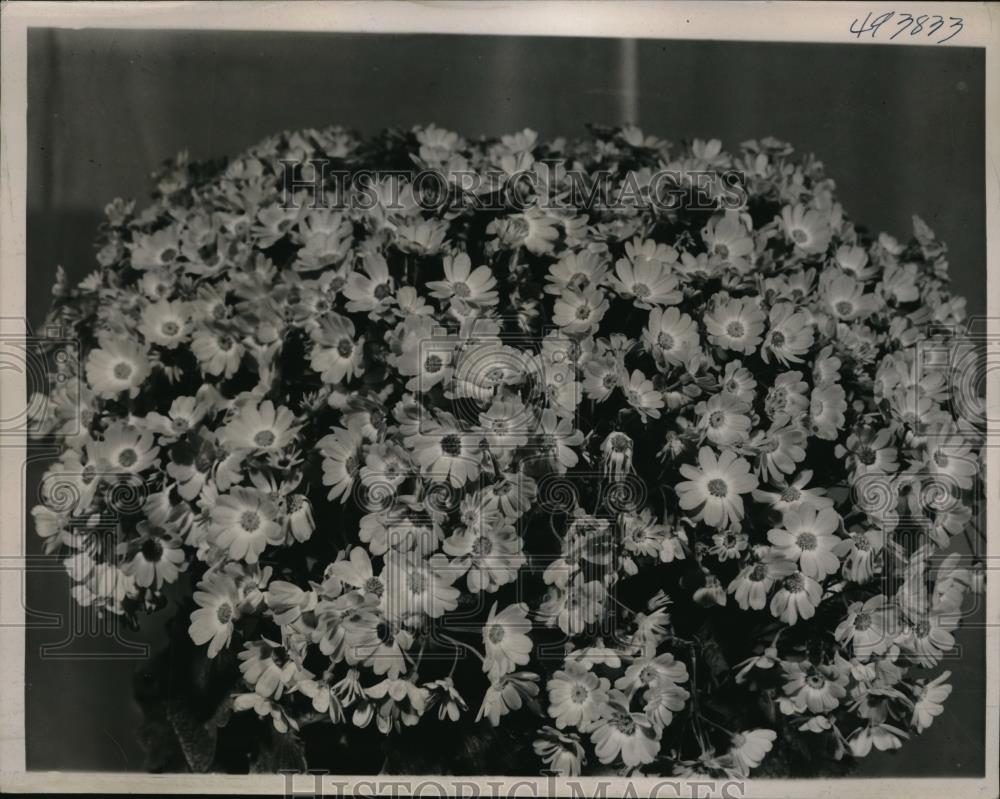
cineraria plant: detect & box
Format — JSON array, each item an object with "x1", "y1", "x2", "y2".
[{"x1": 29, "y1": 123, "x2": 985, "y2": 777}]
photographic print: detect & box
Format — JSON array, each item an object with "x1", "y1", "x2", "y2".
[{"x1": 1, "y1": 3, "x2": 997, "y2": 797}]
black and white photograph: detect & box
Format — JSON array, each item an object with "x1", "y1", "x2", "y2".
[{"x1": 1, "y1": 2, "x2": 997, "y2": 796}]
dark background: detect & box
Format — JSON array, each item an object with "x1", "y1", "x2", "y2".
[{"x1": 24, "y1": 29, "x2": 986, "y2": 773}]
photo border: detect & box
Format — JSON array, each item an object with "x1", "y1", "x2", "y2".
[{"x1": 1, "y1": 2, "x2": 997, "y2": 796}]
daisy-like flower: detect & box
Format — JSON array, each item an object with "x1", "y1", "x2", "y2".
[
  {"x1": 88, "y1": 421, "x2": 160, "y2": 475},
  {"x1": 896, "y1": 610, "x2": 958, "y2": 668},
  {"x1": 698, "y1": 392, "x2": 752, "y2": 446},
  {"x1": 767, "y1": 506, "x2": 842, "y2": 580},
  {"x1": 589, "y1": 689, "x2": 660, "y2": 767},
  {"x1": 622, "y1": 369, "x2": 664, "y2": 420},
  {"x1": 612, "y1": 255, "x2": 682, "y2": 308},
  {"x1": 643, "y1": 306, "x2": 698, "y2": 369},
  {"x1": 752, "y1": 469, "x2": 833, "y2": 515},
  {"x1": 139, "y1": 299, "x2": 191, "y2": 349},
  {"x1": 546, "y1": 661, "x2": 610, "y2": 730},
  {"x1": 342, "y1": 606, "x2": 413, "y2": 678},
  {"x1": 581, "y1": 354, "x2": 621, "y2": 403},
  {"x1": 835, "y1": 244, "x2": 880, "y2": 282},
  {"x1": 328, "y1": 546, "x2": 386, "y2": 602},
  {"x1": 318, "y1": 426, "x2": 363, "y2": 502},
  {"x1": 923, "y1": 432, "x2": 979, "y2": 491},
  {"x1": 822, "y1": 275, "x2": 879, "y2": 325},
  {"x1": 298, "y1": 672, "x2": 346, "y2": 724},
  {"x1": 443, "y1": 520, "x2": 525, "y2": 593},
  {"x1": 710, "y1": 530, "x2": 748, "y2": 561},
  {"x1": 410, "y1": 419, "x2": 480, "y2": 486},
  {"x1": 809, "y1": 382, "x2": 847, "y2": 441},
  {"x1": 533, "y1": 726, "x2": 587, "y2": 776},
  {"x1": 238, "y1": 639, "x2": 299, "y2": 699},
  {"x1": 835, "y1": 426, "x2": 898, "y2": 476},
  {"x1": 365, "y1": 677, "x2": 430, "y2": 733},
  {"x1": 769, "y1": 571, "x2": 822, "y2": 624},
  {"x1": 704, "y1": 297, "x2": 766, "y2": 355},
  {"x1": 835, "y1": 595, "x2": 894, "y2": 661},
  {"x1": 424, "y1": 676, "x2": 469, "y2": 722},
  {"x1": 702, "y1": 211, "x2": 754, "y2": 269},
  {"x1": 780, "y1": 204, "x2": 832, "y2": 256},
  {"x1": 232, "y1": 692, "x2": 298, "y2": 734},
  {"x1": 765, "y1": 371, "x2": 810, "y2": 420},
  {"x1": 615, "y1": 652, "x2": 689, "y2": 697},
  {"x1": 209, "y1": 486, "x2": 283, "y2": 564},
  {"x1": 191, "y1": 327, "x2": 245, "y2": 378},
  {"x1": 119, "y1": 522, "x2": 186, "y2": 589},
  {"x1": 676, "y1": 447, "x2": 758, "y2": 528},
  {"x1": 728, "y1": 551, "x2": 797, "y2": 611},
  {"x1": 188, "y1": 571, "x2": 241, "y2": 657},
  {"x1": 85, "y1": 336, "x2": 151, "y2": 399},
  {"x1": 552, "y1": 287, "x2": 610, "y2": 335},
  {"x1": 482, "y1": 472, "x2": 537, "y2": 520},
  {"x1": 728, "y1": 729, "x2": 776, "y2": 776},
  {"x1": 483, "y1": 601, "x2": 533, "y2": 681},
  {"x1": 746, "y1": 418, "x2": 808, "y2": 482},
  {"x1": 142, "y1": 395, "x2": 211, "y2": 443},
  {"x1": 910, "y1": 671, "x2": 952, "y2": 732},
  {"x1": 476, "y1": 671, "x2": 541, "y2": 725},
  {"x1": 535, "y1": 408, "x2": 584, "y2": 473},
  {"x1": 848, "y1": 722, "x2": 908, "y2": 757},
  {"x1": 833, "y1": 527, "x2": 885, "y2": 583},
  {"x1": 427, "y1": 252, "x2": 498, "y2": 308},
  {"x1": 343, "y1": 255, "x2": 395, "y2": 314},
  {"x1": 544, "y1": 250, "x2": 609, "y2": 296},
  {"x1": 781, "y1": 660, "x2": 848, "y2": 713},
  {"x1": 383, "y1": 552, "x2": 460, "y2": 621},
  {"x1": 310, "y1": 313, "x2": 365, "y2": 383},
  {"x1": 220, "y1": 400, "x2": 300, "y2": 453},
  {"x1": 761, "y1": 303, "x2": 813, "y2": 366},
  {"x1": 395, "y1": 321, "x2": 455, "y2": 394}
]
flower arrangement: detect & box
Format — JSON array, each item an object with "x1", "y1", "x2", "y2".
[{"x1": 29, "y1": 123, "x2": 984, "y2": 777}]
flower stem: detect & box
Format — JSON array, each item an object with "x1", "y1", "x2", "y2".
[{"x1": 439, "y1": 633, "x2": 486, "y2": 665}]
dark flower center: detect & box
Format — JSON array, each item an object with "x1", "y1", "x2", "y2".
[{"x1": 707, "y1": 478, "x2": 728, "y2": 497}]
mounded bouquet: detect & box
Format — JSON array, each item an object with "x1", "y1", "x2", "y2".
[{"x1": 30, "y1": 124, "x2": 984, "y2": 776}]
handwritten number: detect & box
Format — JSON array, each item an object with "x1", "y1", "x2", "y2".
[
  {"x1": 870, "y1": 11, "x2": 895, "y2": 36},
  {"x1": 891, "y1": 13, "x2": 913, "y2": 39},
  {"x1": 850, "y1": 12, "x2": 962, "y2": 43},
  {"x1": 938, "y1": 16, "x2": 963, "y2": 43},
  {"x1": 850, "y1": 12, "x2": 873, "y2": 37}
]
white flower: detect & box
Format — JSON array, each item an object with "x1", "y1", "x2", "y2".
[
  {"x1": 546, "y1": 661, "x2": 610, "y2": 730},
  {"x1": 483, "y1": 601, "x2": 533, "y2": 681},
  {"x1": 220, "y1": 399, "x2": 300, "y2": 452},
  {"x1": 767, "y1": 505, "x2": 842, "y2": 579},
  {"x1": 704, "y1": 297, "x2": 765, "y2": 354},
  {"x1": 911, "y1": 671, "x2": 952, "y2": 732},
  {"x1": 589, "y1": 689, "x2": 660, "y2": 767},
  {"x1": 676, "y1": 447, "x2": 758, "y2": 528},
  {"x1": 85, "y1": 336, "x2": 151, "y2": 398},
  {"x1": 427, "y1": 252, "x2": 498, "y2": 308},
  {"x1": 209, "y1": 486, "x2": 283, "y2": 564},
  {"x1": 728, "y1": 728, "x2": 776, "y2": 775},
  {"x1": 780, "y1": 204, "x2": 831, "y2": 255},
  {"x1": 188, "y1": 572, "x2": 240, "y2": 657},
  {"x1": 318, "y1": 426, "x2": 362, "y2": 502}
]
